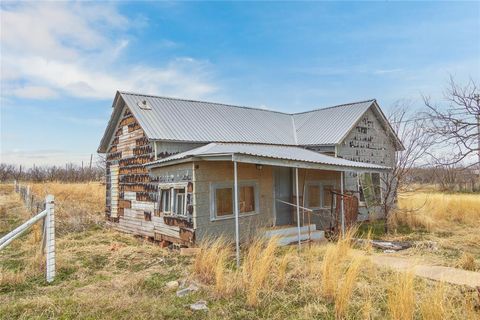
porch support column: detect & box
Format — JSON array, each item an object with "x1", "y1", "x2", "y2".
[
  {"x1": 295, "y1": 167, "x2": 301, "y2": 249},
  {"x1": 233, "y1": 161, "x2": 240, "y2": 267},
  {"x1": 340, "y1": 171, "x2": 345, "y2": 237}
]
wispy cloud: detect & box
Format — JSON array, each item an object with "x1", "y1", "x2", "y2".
[
  {"x1": 0, "y1": 2, "x2": 217, "y2": 100},
  {"x1": 373, "y1": 68, "x2": 403, "y2": 75}
]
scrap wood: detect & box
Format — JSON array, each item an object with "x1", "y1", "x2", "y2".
[{"x1": 354, "y1": 238, "x2": 412, "y2": 251}]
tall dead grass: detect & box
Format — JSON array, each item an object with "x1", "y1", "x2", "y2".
[
  {"x1": 395, "y1": 191, "x2": 480, "y2": 231},
  {"x1": 320, "y1": 227, "x2": 364, "y2": 319},
  {"x1": 30, "y1": 182, "x2": 105, "y2": 234},
  {"x1": 193, "y1": 236, "x2": 280, "y2": 306},
  {"x1": 420, "y1": 283, "x2": 448, "y2": 320},
  {"x1": 193, "y1": 237, "x2": 231, "y2": 285},
  {"x1": 387, "y1": 271, "x2": 415, "y2": 320},
  {"x1": 242, "y1": 237, "x2": 279, "y2": 306}
]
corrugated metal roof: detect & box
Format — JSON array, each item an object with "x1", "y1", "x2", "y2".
[
  {"x1": 98, "y1": 92, "x2": 394, "y2": 152},
  {"x1": 147, "y1": 142, "x2": 389, "y2": 171},
  {"x1": 293, "y1": 100, "x2": 375, "y2": 145},
  {"x1": 120, "y1": 92, "x2": 377, "y2": 146},
  {"x1": 122, "y1": 92, "x2": 296, "y2": 145}
]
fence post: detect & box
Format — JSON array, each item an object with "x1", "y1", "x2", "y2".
[
  {"x1": 25, "y1": 186, "x2": 30, "y2": 209},
  {"x1": 45, "y1": 195, "x2": 55, "y2": 283}
]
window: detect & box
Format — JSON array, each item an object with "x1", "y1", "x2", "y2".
[
  {"x1": 173, "y1": 188, "x2": 186, "y2": 216},
  {"x1": 160, "y1": 188, "x2": 171, "y2": 213},
  {"x1": 323, "y1": 185, "x2": 335, "y2": 208},
  {"x1": 306, "y1": 182, "x2": 336, "y2": 209},
  {"x1": 239, "y1": 186, "x2": 255, "y2": 213},
  {"x1": 160, "y1": 186, "x2": 188, "y2": 216},
  {"x1": 307, "y1": 184, "x2": 321, "y2": 208},
  {"x1": 215, "y1": 188, "x2": 233, "y2": 216},
  {"x1": 211, "y1": 181, "x2": 258, "y2": 220},
  {"x1": 359, "y1": 173, "x2": 382, "y2": 206}
]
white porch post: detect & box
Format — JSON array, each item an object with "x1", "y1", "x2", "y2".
[
  {"x1": 233, "y1": 161, "x2": 240, "y2": 267},
  {"x1": 295, "y1": 167, "x2": 301, "y2": 249},
  {"x1": 340, "y1": 171, "x2": 345, "y2": 237}
]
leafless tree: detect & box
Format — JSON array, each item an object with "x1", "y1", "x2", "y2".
[
  {"x1": 380, "y1": 101, "x2": 436, "y2": 232},
  {"x1": 0, "y1": 161, "x2": 105, "y2": 183},
  {"x1": 423, "y1": 77, "x2": 480, "y2": 171}
]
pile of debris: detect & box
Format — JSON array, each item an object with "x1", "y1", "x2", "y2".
[{"x1": 355, "y1": 239, "x2": 412, "y2": 252}]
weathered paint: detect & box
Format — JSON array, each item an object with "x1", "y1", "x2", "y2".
[
  {"x1": 149, "y1": 162, "x2": 195, "y2": 244},
  {"x1": 294, "y1": 169, "x2": 341, "y2": 230},
  {"x1": 336, "y1": 107, "x2": 396, "y2": 218},
  {"x1": 193, "y1": 161, "x2": 275, "y2": 242}
]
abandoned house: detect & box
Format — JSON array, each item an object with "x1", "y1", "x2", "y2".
[{"x1": 97, "y1": 91, "x2": 403, "y2": 246}]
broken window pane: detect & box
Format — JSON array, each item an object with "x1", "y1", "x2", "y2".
[{"x1": 372, "y1": 173, "x2": 381, "y2": 202}]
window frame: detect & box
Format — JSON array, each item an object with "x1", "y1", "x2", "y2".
[
  {"x1": 305, "y1": 180, "x2": 337, "y2": 209},
  {"x1": 210, "y1": 180, "x2": 260, "y2": 221},
  {"x1": 173, "y1": 187, "x2": 187, "y2": 216},
  {"x1": 159, "y1": 183, "x2": 189, "y2": 217},
  {"x1": 160, "y1": 188, "x2": 172, "y2": 214},
  {"x1": 358, "y1": 173, "x2": 383, "y2": 207}
]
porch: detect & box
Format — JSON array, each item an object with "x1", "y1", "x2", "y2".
[
  {"x1": 263, "y1": 224, "x2": 324, "y2": 246},
  {"x1": 147, "y1": 142, "x2": 389, "y2": 265}
]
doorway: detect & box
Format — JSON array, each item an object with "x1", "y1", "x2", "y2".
[{"x1": 273, "y1": 167, "x2": 293, "y2": 225}]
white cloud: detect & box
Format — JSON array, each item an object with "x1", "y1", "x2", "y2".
[
  {"x1": 12, "y1": 86, "x2": 58, "y2": 99},
  {"x1": 0, "y1": 2, "x2": 217, "y2": 100},
  {"x1": 373, "y1": 68, "x2": 403, "y2": 75}
]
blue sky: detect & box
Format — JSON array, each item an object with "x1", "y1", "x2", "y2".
[{"x1": 1, "y1": 1, "x2": 479, "y2": 166}]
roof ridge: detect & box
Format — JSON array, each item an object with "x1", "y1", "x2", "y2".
[
  {"x1": 292, "y1": 99, "x2": 376, "y2": 115},
  {"x1": 291, "y1": 116, "x2": 298, "y2": 145},
  {"x1": 118, "y1": 91, "x2": 290, "y2": 116},
  {"x1": 119, "y1": 91, "x2": 376, "y2": 116}
]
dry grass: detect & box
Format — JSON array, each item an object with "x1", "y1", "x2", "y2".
[
  {"x1": 456, "y1": 252, "x2": 477, "y2": 271},
  {"x1": 1, "y1": 183, "x2": 479, "y2": 319},
  {"x1": 395, "y1": 191, "x2": 480, "y2": 232},
  {"x1": 420, "y1": 283, "x2": 448, "y2": 320},
  {"x1": 193, "y1": 237, "x2": 231, "y2": 285},
  {"x1": 29, "y1": 182, "x2": 105, "y2": 234},
  {"x1": 387, "y1": 271, "x2": 415, "y2": 320},
  {"x1": 321, "y1": 227, "x2": 356, "y2": 299},
  {"x1": 242, "y1": 237, "x2": 279, "y2": 306},
  {"x1": 334, "y1": 256, "x2": 363, "y2": 319}
]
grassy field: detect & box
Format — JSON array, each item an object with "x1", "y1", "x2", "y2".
[{"x1": 0, "y1": 183, "x2": 479, "y2": 319}]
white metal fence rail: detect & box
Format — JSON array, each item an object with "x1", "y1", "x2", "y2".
[{"x1": 0, "y1": 182, "x2": 55, "y2": 283}]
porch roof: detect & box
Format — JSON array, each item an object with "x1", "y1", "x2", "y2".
[{"x1": 146, "y1": 142, "x2": 390, "y2": 172}]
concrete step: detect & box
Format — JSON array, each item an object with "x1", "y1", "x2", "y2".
[
  {"x1": 276, "y1": 230, "x2": 325, "y2": 246},
  {"x1": 264, "y1": 224, "x2": 316, "y2": 238}
]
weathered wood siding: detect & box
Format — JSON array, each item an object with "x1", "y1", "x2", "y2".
[
  {"x1": 104, "y1": 102, "x2": 204, "y2": 243},
  {"x1": 336, "y1": 107, "x2": 396, "y2": 217},
  {"x1": 193, "y1": 161, "x2": 274, "y2": 242},
  {"x1": 104, "y1": 106, "x2": 158, "y2": 237},
  {"x1": 150, "y1": 163, "x2": 195, "y2": 245}
]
